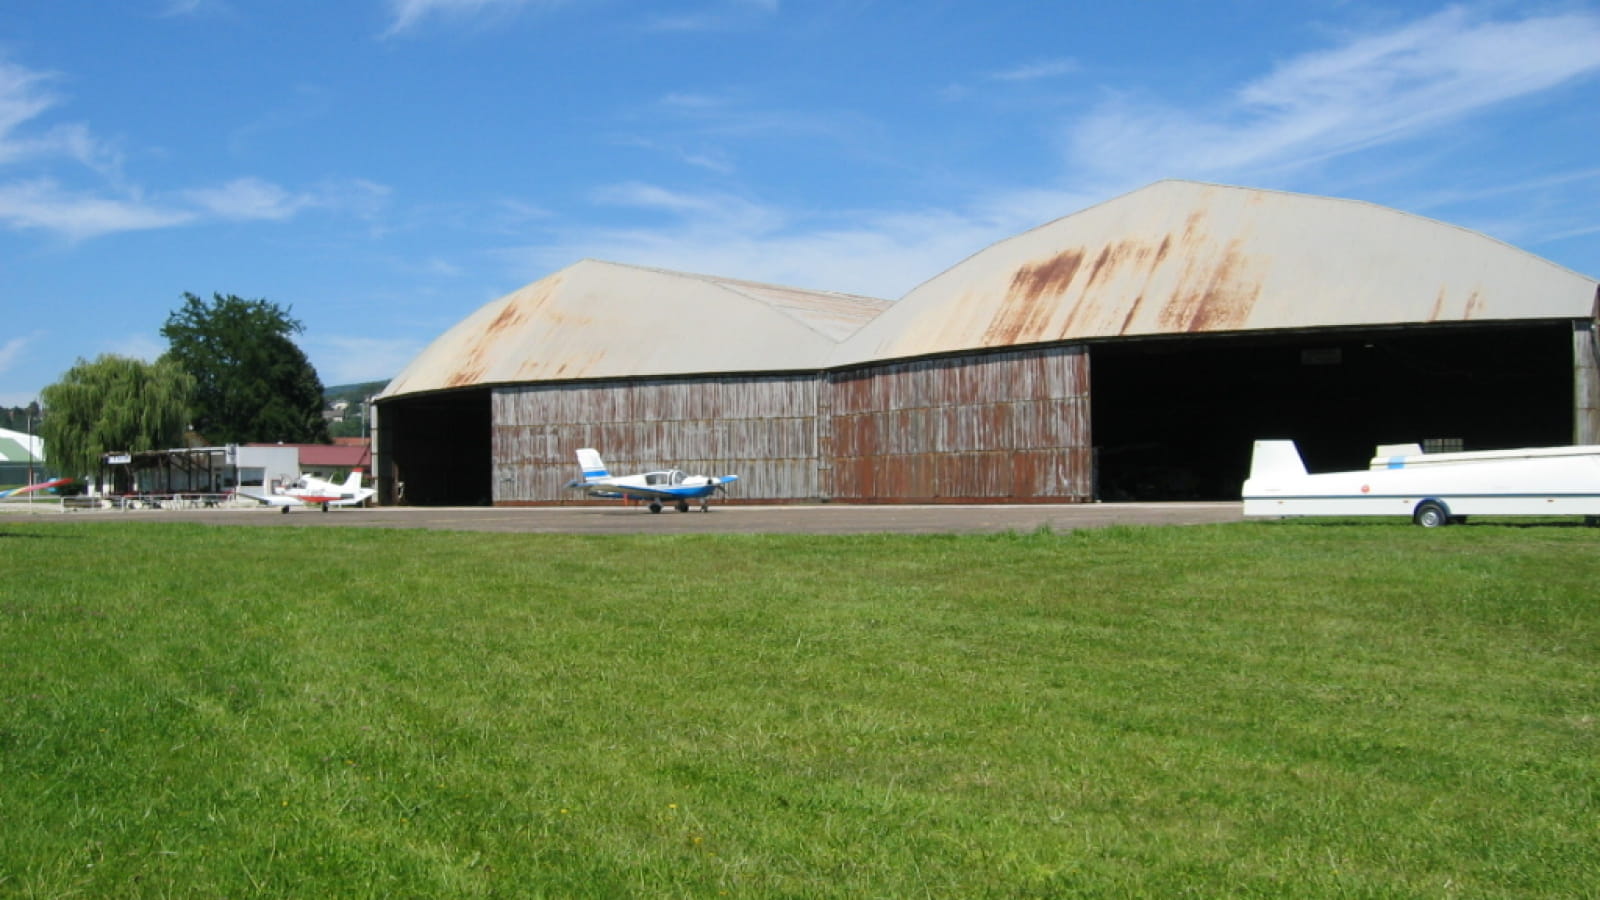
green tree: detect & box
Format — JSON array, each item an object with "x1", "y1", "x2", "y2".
[
  {"x1": 161, "y1": 292, "x2": 330, "y2": 444},
  {"x1": 39, "y1": 355, "x2": 194, "y2": 479}
]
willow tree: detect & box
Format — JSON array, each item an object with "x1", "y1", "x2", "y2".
[
  {"x1": 38, "y1": 355, "x2": 194, "y2": 479},
  {"x1": 161, "y1": 292, "x2": 329, "y2": 444}
]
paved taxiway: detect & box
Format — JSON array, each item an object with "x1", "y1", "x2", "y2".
[{"x1": 3, "y1": 501, "x2": 1243, "y2": 534}]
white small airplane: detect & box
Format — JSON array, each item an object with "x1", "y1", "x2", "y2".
[
  {"x1": 239, "y1": 469, "x2": 375, "y2": 513},
  {"x1": 1243, "y1": 439, "x2": 1600, "y2": 527},
  {"x1": 566, "y1": 448, "x2": 737, "y2": 513}
]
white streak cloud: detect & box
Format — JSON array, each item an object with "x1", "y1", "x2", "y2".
[
  {"x1": 1070, "y1": 7, "x2": 1600, "y2": 180},
  {"x1": 382, "y1": 0, "x2": 563, "y2": 37},
  {"x1": 183, "y1": 177, "x2": 311, "y2": 221},
  {"x1": 0, "y1": 179, "x2": 193, "y2": 240}
]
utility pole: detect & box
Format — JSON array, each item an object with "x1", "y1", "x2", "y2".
[{"x1": 26, "y1": 401, "x2": 36, "y2": 487}]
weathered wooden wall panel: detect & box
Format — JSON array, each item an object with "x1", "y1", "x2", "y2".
[
  {"x1": 489, "y1": 345, "x2": 1092, "y2": 505},
  {"x1": 826, "y1": 346, "x2": 1092, "y2": 501},
  {"x1": 492, "y1": 374, "x2": 819, "y2": 503}
]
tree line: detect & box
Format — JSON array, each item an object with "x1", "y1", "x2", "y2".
[
  {"x1": 38, "y1": 293, "x2": 330, "y2": 479},
  {"x1": 0, "y1": 402, "x2": 43, "y2": 434}
]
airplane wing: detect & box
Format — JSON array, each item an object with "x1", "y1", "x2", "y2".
[{"x1": 236, "y1": 487, "x2": 300, "y2": 508}]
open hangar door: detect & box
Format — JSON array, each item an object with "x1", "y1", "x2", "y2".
[
  {"x1": 376, "y1": 388, "x2": 492, "y2": 506},
  {"x1": 1089, "y1": 322, "x2": 1575, "y2": 501}
]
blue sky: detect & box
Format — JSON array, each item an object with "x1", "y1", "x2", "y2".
[{"x1": 3, "y1": 0, "x2": 1599, "y2": 407}]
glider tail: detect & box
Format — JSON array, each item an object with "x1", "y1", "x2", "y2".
[{"x1": 1248, "y1": 440, "x2": 1308, "y2": 482}]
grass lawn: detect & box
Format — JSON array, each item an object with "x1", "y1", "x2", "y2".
[{"x1": 1, "y1": 519, "x2": 1596, "y2": 897}]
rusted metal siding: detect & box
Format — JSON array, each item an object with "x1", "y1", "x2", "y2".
[
  {"x1": 826, "y1": 346, "x2": 1092, "y2": 502},
  {"x1": 492, "y1": 374, "x2": 820, "y2": 503}
]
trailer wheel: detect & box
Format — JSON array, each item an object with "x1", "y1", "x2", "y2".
[{"x1": 1413, "y1": 500, "x2": 1450, "y2": 528}]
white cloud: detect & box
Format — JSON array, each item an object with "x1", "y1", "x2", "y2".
[
  {"x1": 0, "y1": 178, "x2": 193, "y2": 240},
  {"x1": 501, "y1": 181, "x2": 1074, "y2": 299},
  {"x1": 0, "y1": 333, "x2": 40, "y2": 375},
  {"x1": 0, "y1": 60, "x2": 55, "y2": 153},
  {"x1": 182, "y1": 177, "x2": 312, "y2": 221},
  {"x1": 0, "y1": 174, "x2": 386, "y2": 240},
  {"x1": 310, "y1": 336, "x2": 426, "y2": 385},
  {"x1": 382, "y1": 0, "x2": 564, "y2": 37},
  {"x1": 160, "y1": 0, "x2": 209, "y2": 15},
  {"x1": 990, "y1": 58, "x2": 1079, "y2": 83},
  {"x1": 1068, "y1": 7, "x2": 1600, "y2": 181},
  {"x1": 643, "y1": 0, "x2": 781, "y2": 32},
  {"x1": 484, "y1": 8, "x2": 1600, "y2": 302},
  {"x1": 0, "y1": 59, "x2": 119, "y2": 175},
  {"x1": 590, "y1": 181, "x2": 787, "y2": 234}
]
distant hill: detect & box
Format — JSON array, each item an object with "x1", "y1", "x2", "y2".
[
  {"x1": 322, "y1": 380, "x2": 389, "y2": 439},
  {"x1": 323, "y1": 380, "x2": 389, "y2": 406}
]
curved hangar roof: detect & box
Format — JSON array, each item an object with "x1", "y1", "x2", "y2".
[
  {"x1": 380, "y1": 259, "x2": 891, "y2": 397},
  {"x1": 383, "y1": 181, "x2": 1598, "y2": 398},
  {"x1": 831, "y1": 180, "x2": 1598, "y2": 366}
]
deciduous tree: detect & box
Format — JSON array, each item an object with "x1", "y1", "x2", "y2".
[
  {"x1": 161, "y1": 292, "x2": 330, "y2": 444},
  {"x1": 39, "y1": 355, "x2": 194, "y2": 479}
]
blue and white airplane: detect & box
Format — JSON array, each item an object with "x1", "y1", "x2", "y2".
[{"x1": 566, "y1": 448, "x2": 738, "y2": 513}]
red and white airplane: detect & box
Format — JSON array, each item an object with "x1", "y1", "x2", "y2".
[
  {"x1": 0, "y1": 476, "x2": 71, "y2": 500},
  {"x1": 238, "y1": 469, "x2": 375, "y2": 513}
]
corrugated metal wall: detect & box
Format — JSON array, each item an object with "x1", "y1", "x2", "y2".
[
  {"x1": 491, "y1": 346, "x2": 1092, "y2": 504},
  {"x1": 827, "y1": 346, "x2": 1091, "y2": 502},
  {"x1": 493, "y1": 374, "x2": 820, "y2": 502}
]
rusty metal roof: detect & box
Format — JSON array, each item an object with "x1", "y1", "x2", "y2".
[
  {"x1": 382, "y1": 181, "x2": 1598, "y2": 399},
  {"x1": 379, "y1": 259, "x2": 890, "y2": 397},
  {"x1": 830, "y1": 180, "x2": 1598, "y2": 366}
]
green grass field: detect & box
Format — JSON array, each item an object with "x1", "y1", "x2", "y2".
[{"x1": 2, "y1": 520, "x2": 1596, "y2": 897}]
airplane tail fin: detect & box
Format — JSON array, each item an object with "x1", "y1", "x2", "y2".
[
  {"x1": 576, "y1": 448, "x2": 609, "y2": 482},
  {"x1": 342, "y1": 468, "x2": 364, "y2": 492},
  {"x1": 1248, "y1": 440, "x2": 1308, "y2": 482}
]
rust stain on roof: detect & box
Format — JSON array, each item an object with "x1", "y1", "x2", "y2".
[
  {"x1": 1157, "y1": 239, "x2": 1260, "y2": 332},
  {"x1": 1118, "y1": 294, "x2": 1147, "y2": 335},
  {"x1": 444, "y1": 278, "x2": 566, "y2": 389},
  {"x1": 446, "y1": 364, "x2": 485, "y2": 388},
  {"x1": 984, "y1": 249, "x2": 1085, "y2": 345},
  {"x1": 984, "y1": 211, "x2": 1262, "y2": 346}
]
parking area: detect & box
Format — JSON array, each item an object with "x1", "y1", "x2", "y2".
[{"x1": 2, "y1": 501, "x2": 1244, "y2": 535}]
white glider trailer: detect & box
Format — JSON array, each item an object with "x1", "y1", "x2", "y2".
[{"x1": 1242, "y1": 440, "x2": 1600, "y2": 527}]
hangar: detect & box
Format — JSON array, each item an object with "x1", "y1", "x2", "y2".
[{"x1": 374, "y1": 180, "x2": 1600, "y2": 506}]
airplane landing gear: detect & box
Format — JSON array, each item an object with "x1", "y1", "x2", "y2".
[
  {"x1": 648, "y1": 501, "x2": 663, "y2": 514},
  {"x1": 676, "y1": 499, "x2": 691, "y2": 513}
]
